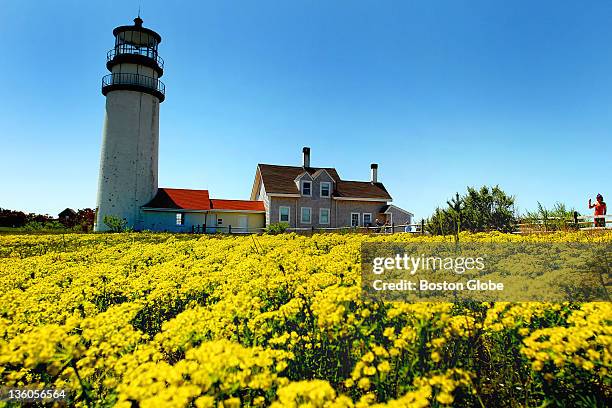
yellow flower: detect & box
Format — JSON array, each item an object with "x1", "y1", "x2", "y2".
[
  {"x1": 431, "y1": 351, "x2": 441, "y2": 363},
  {"x1": 220, "y1": 397, "x2": 240, "y2": 408},
  {"x1": 436, "y1": 391, "x2": 454, "y2": 405},
  {"x1": 362, "y1": 352, "x2": 375, "y2": 363},
  {"x1": 582, "y1": 361, "x2": 595, "y2": 371},
  {"x1": 357, "y1": 377, "x2": 371, "y2": 390},
  {"x1": 377, "y1": 361, "x2": 391, "y2": 373},
  {"x1": 363, "y1": 366, "x2": 377, "y2": 376}
]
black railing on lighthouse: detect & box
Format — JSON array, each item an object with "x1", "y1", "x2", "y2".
[
  {"x1": 107, "y1": 44, "x2": 164, "y2": 69},
  {"x1": 102, "y1": 73, "x2": 166, "y2": 99}
]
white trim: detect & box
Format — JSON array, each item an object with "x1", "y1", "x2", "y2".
[
  {"x1": 142, "y1": 207, "x2": 264, "y2": 214},
  {"x1": 210, "y1": 209, "x2": 265, "y2": 214},
  {"x1": 279, "y1": 206, "x2": 291, "y2": 223},
  {"x1": 268, "y1": 193, "x2": 301, "y2": 198},
  {"x1": 363, "y1": 213, "x2": 372, "y2": 225},
  {"x1": 142, "y1": 207, "x2": 210, "y2": 213},
  {"x1": 176, "y1": 212, "x2": 185, "y2": 226},
  {"x1": 319, "y1": 208, "x2": 330, "y2": 224},
  {"x1": 250, "y1": 166, "x2": 263, "y2": 200},
  {"x1": 350, "y1": 212, "x2": 360, "y2": 227},
  {"x1": 311, "y1": 168, "x2": 336, "y2": 181},
  {"x1": 300, "y1": 207, "x2": 312, "y2": 224},
  {"x1": 383, "y1": 204, "x2": 414, "y2": 216},
  {"x1": 301, "y1": 180, "x2": 312, "y2": 197},
  {"x1": 294, "y1": 172, "x2": 313, "y2": 182},
  {"x1": 320, "y1": 182, "x2": 332, "y2": 198},
  {"x1": 254, "y1": 177, "x2": 265, "y2": 201},
  {"x1": 334, "y1": 197, "x2": 390, "y2": 202}
]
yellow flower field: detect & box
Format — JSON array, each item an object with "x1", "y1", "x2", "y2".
[{"x1": 0, "y1": 231, "x2": 610, "y2": 407}]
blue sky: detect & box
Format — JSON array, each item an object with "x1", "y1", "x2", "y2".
[{"x1": 1, "y1": 0, "x2": 611, "y2": 220}]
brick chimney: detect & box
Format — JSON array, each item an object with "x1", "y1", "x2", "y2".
[
  {"x1": 303, "y1": 147, "x2": 311, "y2": 168},
  {"x1": 371, "y1": 163, "x2": 378, "y2": 183}
]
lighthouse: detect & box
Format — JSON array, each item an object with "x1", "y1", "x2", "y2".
[{"x1": 95, "y1": 17, "x2": 165, "y2": 231}]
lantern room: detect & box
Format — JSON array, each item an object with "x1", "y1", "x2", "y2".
[{"x1": 102, "y1": 16, "x2": 165, "y2": 102}]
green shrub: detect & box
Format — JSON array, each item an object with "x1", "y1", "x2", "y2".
[
  {"x1": 264, "y1": 222, "x2": 289, "y2": 235},
  {"x1": 103, "y1": 215, "x2": 128, "y2": 233},
  {"x1": 522, "y1": 202, "x2": 579, "y2": 231},
  {"x1": 45, "y1": 221, "x2": 65, "y2": 230},
  {"x1": 22, "y1": 221, "x2": 44, "y2": 232}
]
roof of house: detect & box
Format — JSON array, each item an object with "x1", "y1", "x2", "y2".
[
  {"x1": 335, "y1": 180, "x2": 391, "y2": 200},
  {"x1": 58, "y1": 208, "x2": 77, "y2": 217},
  {"x1": 380, "y1": 204, "x2": 414, "y2": 216},
  {"x1": 143, "y1": 188, "x2": 264, "y2": 212},
  {"x1": 210, "y1": 199, "x2": 265, "y2": 212},
  {"x1": 143, "y1": 188, "x2": 211, "y2": 210},
  {"x1": 257, "y1": 164, "x2": 391, "y2": 200},
  {"x1": 257, "y1": 164, "x2": 340, "y2": 194}
]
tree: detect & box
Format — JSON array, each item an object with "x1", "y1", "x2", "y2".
[
  {"x1": 0, "y1": 208, "x2": 27, "y2": 227},
  {"x1": 446, "y1": 192, "x2": 463, "y2": 240},
  {"x1": 75, "y1": 208, "x2": 95, "y2": 232},
  {"x1": 427, "y1": 207, "x2": 456, "y2": 236},
  {"x1": 463, "y1": 186, "x2": 516, "y2": 232},
  {"x1": 0, "y1": 208, "x2": 53, "y2": 227},
  {"x1": 427, "y1": 186, "x2": 517, "y2": 235}
]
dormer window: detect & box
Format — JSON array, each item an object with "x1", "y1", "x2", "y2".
[
  {"x1": 301, "y1": 180, "x2": 312, "y2": 196},
  {"x1": 320, "y1": 182, "x2": 331, "y2": 198}
]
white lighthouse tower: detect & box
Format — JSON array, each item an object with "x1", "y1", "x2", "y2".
[{"x1": 95, "y1": 17, "x2": 165, "y2": 231}]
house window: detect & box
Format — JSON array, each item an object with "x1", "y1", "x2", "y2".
[
  {"x1": 301, "y1": 180, "x2": 312, "y2": 196},
  {"x1": 320, "y1": 182, "x2": 331, "y2": 198},
  {"x1": 319, "y1": 208, "x2": 330, "y2": 224},
  {"x1": 217, "y1": 218, "x2": 223, "y2": 225},
  {"x1": 351, "y1": 213, "x2": 360, "y2": 227},
  {"x1": 176, "y1": 213, "x2": 185, "y2": 226},
  {"x1": 301, "y1": 207, "x2": 312, "y2": 224},
  {"x1": 363, "y1": 213, "x2": 372, "y2": 226},
  {"x1": 279, "y1": 206, "x2": 290, "y2": 223}
]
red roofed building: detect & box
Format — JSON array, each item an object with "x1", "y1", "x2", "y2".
[
  {"x1": 141, "y1": 188, "x2": 265, "y2": 232},
  {"x1": 210, "y1": 199, "x2": 265, "y2": 212},
  {"x1": 144, "y1": 188, "x2": 211, "y2": 210}
]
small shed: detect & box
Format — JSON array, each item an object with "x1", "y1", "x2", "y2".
[{"x1": 58, "y1": 208, "x2": 77, "y2": 226}]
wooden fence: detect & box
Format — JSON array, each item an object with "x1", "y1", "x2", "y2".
[
  {"x1": 189, "y1": 215, "x2": 611, "y2": 236},
  {"x1": 514, "y1": 213, "x2": 611, "y2": 234},
  {"x1": 190, "y1": 221, "x2": 427, "y2": 235}
]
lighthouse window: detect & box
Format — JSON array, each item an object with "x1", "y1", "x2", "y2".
[{"x1": 176, "y1": 213, "x2": 184, "y2": 226}]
